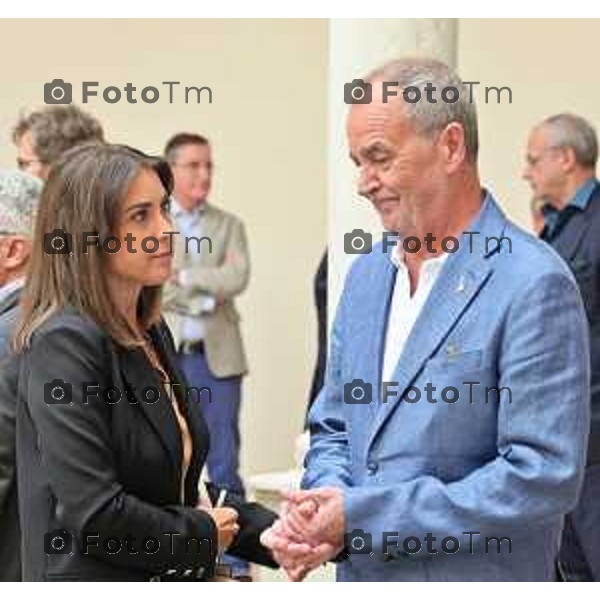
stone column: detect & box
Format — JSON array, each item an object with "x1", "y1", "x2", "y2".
[{"x1": 328, "y1": 18, "x2": 458, "y2": 313}]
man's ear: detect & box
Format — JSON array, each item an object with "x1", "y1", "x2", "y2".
[
  {"x1": 560, "y1": 146, "x2": 578, "y2": 173},
  {"x1": 1, "y1": 236, "x2": 31, "y2": 271},
  {"x1": 439, "y1": 122, "x2": 467, "y2": 173}
]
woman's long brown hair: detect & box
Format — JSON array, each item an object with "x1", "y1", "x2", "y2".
[{"x1": 12, "y1": 142, "x2": 173, "y2": 353}]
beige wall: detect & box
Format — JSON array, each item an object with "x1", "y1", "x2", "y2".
[
  {"x1": 458, "y1": 18, "x2": 600, "y2": 228},
  {"x1": 0, "y1": 19, "x2": 328, "y2": 476},
  {"x1": 3, "y1": 17, "x2": 598, "y2": 481}
]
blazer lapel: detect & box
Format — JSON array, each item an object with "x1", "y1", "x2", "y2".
[
  {"x1": 117, "y1": 345, "x2": 183, "y2": 472},
  {"x1": 149, "y1": 323, "x2": 210, "y2": 501},
  {"x1": 363, "y1": 254, "x2": 397, "y2": 423},
  {"x1": 368, "y1": 195, "x2": 503, "y2": 447}
]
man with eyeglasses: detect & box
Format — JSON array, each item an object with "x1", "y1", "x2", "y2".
[
  {"x1": 162, "y1": 133, "x2": 251, "y2": 577},
  {"x1": 524, "y1": 113, "x2": 600, "y2": 581},
  {"x1": 0, "y1": 169, "x2": 42, "y2": 580},
  {"x1": 13, "y1": 104, "x2": 103, "y2": 180}
]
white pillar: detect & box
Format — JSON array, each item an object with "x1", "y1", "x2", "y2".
[{"x1": 328, "y1": 19, "x2": 458, "y2": 314}]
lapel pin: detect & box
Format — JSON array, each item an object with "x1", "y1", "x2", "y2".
[{"x1": 446, "y1": 342, "x2": 460, "y2": 358}]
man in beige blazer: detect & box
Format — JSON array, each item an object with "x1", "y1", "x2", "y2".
[{"x1": 162, "y1": 135, "x2": 250, "y2": 561}]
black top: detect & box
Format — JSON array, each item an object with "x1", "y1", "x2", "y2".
[
  {"x1": 307, "y1": 250, "x2": 328, "y2": 418},
  {"x1": 16, "y1": 306, "x2": 277, "y2": 581}
]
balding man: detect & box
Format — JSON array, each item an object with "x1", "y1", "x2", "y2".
[
  {"x1": 262, "y1": 58, "x2": 590, "y2": 582},
  {"x1": 524, "y1": 113, "x2": 600, "y2": 581},
  {"x1": 0, "y1": 170, "x2": 42, "y2": 580}
]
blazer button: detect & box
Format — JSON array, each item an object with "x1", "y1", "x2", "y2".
[{"x1": 367, "y1": 461, "x2": 378, "y2": 475}]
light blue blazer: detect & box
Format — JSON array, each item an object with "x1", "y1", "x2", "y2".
[{"x1": 303, "y1": 194, "x2": 590, "y2": 581}]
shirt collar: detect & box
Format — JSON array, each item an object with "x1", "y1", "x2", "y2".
[
  {"x1": 171, "y1": 197, "x2": 207, "y2": 218},
  {"x1": 544, "y1": 177, "x2": 598, "y2": 216},
  {"x1": 570, "y1": 177, "x2": 598, "y2": 211},
  {"x1": 0, "y1": 277, "x2": 24, "y2": 305},
  {"x1": 389, "y1": 241, "x2": 450, "y2": 270}
]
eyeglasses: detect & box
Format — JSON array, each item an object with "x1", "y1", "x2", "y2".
[
  {"x1": 17, "y1": 157, "x2": 45, "y2": 171},
  {"x1": 172, "y1": 161, "x2": 213, "y2": 173},
  {"x1": 525, "y1": 146, "x2": 563, "y2": 168}
]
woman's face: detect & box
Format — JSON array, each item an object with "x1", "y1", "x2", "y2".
[{"x1": 105, "y1": 167, "x2": 174, "y2": 289}]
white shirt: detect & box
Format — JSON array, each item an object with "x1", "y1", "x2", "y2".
[
  {"x1": 170, "y1": 198, "x2": 215, "y2": 342},
  {"x1": 381, "y1": 248, "x2": 449, "y2": 384}
]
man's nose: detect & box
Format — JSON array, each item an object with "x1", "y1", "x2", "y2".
[{"x1": 357, "y1": 166, "x2": 380, "y2": 198}]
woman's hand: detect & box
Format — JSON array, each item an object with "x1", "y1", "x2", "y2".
[{"x1": 199, "y1": 507, "x2": 240, "y2": 552}]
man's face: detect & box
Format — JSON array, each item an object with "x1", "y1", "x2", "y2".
[
  {"x1": 346, "y1": 84, "x2": 445, "y2": 235},
  {"x1": 170, "y1": 143, "x2": 213, "y2": 209},
  {"x1": 523, "y1": 126, "x2": 567, "y2": 205},
  {"x1": 16, "y1": 130, "x2": 50, "y2": 180}
]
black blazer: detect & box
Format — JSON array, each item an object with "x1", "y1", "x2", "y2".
[
  {"x1": 307, "y1": 250, "x2": 327, "y2": 418},
  {"x1": 16, "y1": 306, "x2": 277, "y2": 581},
  {"x1": 542, "y1": 182, "x2": 600, "y2": 466}
]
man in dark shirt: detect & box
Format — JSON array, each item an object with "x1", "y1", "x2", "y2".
[{"x1": 524, "y1": 112, "x2": 600, "y2": 581}]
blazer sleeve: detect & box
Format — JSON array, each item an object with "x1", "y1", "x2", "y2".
[
  {"x1": 304, "y1": 270, "x2": 591, "y2": 556},
  {"x1": 302, "y1": 267, "x2": 355, "y2": 491},
  {"x1": 21, "y1": 320, "x2": 219, "y2": 577},
  {"x1": 204, "y1": 482, "x2": 278, "y2": 568},
  {"x1": 181, "y1": 217, "x2": 250, "y2": 299}
]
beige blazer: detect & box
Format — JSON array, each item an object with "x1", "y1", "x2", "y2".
[{"x1": 162, "y1": 203, "x2": 249, "y2": 378}]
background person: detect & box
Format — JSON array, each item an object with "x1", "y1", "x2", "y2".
[
  {"x1": 523, "y1": 113, "x2": 600, "y2": 581},
  {"x1": 13, "y1": 104, "x2": 104, "y2": 180},
  {"x1": 162, "y1": 138, "x2": 250, "y2": 483},
  {"x1": 162, "y1": 132, "x2": 251, "y2": 576},
  {"x1": 0, "y1": 169, "x2": 42, "y2": 581}
]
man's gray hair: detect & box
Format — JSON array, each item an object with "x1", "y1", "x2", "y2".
[
  {"x1": 0, "y1": 169, "x2": 43, "y2": 237},
  {"x1": 541, "y1": 113, "x2": 598, "y2": 169},
  {"x1": 366, "y1": 57, "x2": 479, "y2": 163},
  {"x1": 12, "y1": 104, "x2": 104, "y2": 166}
]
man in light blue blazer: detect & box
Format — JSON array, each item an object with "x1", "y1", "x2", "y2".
[{"x1": 261, "y1": 57, "x2": 591, "y2": 581}]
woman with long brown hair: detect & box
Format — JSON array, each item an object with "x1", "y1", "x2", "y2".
[{"x1": 12, "y1": 142, "x2": 278, "y2": 581}]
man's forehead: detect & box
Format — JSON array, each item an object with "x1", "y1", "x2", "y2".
[
  {"x1": 180, "y1": 143, "x2": 211, "y2": 156},
  {"x1": 528, "y1": 126, "x2": 549, "y2": 149},
  {"x1": 347, "y1": 97, "x2": 407, "y2": 147}
]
